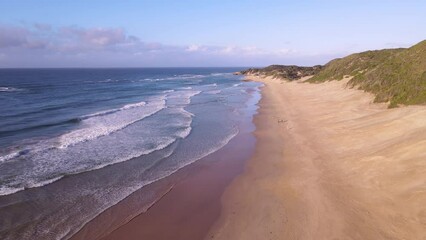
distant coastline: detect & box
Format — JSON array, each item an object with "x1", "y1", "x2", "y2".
[
  {"x1": 206, "y1": 41, "x2": 426, "y2": 238},
  {"x1": 208, "y1": 72, "x2": 426, "y2": 239},
  {"x1": 238, "y1": 40, "x2": 426, "y2": 108}
]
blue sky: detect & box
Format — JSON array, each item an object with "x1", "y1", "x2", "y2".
[{"x1": 0, "y1": 0, "x2": 425, "y2": 67}]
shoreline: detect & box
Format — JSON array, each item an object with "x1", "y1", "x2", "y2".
[
  {"x1": 98, "y1": 132, "x2": 255, "y2": 240},
  {"x1": 71, "y1": 74, "x2": 426, "y2": 239},
  {"x1": 71, "y1": 104, "x2": 258, "y2": 240},
  {"x1": 207, "y1": 75, "x2": 426, "y2": 239}
]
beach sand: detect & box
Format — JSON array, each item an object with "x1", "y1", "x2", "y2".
[
  {"x1": 74, "y1": 75, "x2": 426, "y2": 240},
  {"x1": 207, "y1": 75, "x2": 426, "y2": 240},
  {"x1": 72, "y1": 130, "x2": 256, "y2": 240}
]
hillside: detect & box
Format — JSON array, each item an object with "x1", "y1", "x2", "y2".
[
  {"x1": 239, "y1": 65, "x2": 323, "y2": 80},
  {"x1": 309, "y1": 40, "x2": 426, "y2": 107}
]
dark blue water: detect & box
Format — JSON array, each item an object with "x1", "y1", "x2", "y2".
[
  {"x1": 0, "y1": 68, "x2": 262, "y2": 240},
  {"x1": 0, "y1": 68, "x2": 238, "y2": 149}
]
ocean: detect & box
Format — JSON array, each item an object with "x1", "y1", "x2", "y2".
[{"x1": 0, "y1": 68, "x2": 261, "y2": 239}]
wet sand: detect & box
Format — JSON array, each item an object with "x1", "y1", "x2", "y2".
[
  {"x1": 72, "y1": 131, "x2": 256, "y2": 240},
  {"x1": 207, "y1": 75, "x2": 426, "y2": 239},
  {"x1": 73, "y1": 75, "x2": 426, "y2": 240}
]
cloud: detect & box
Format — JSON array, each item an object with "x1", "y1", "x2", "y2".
[
  {"x1": 33, "y1": 23, "x2": 52, "y2": 31},
  {"x1": 59, "y1": 27, "x2": 127, "y2": 47},
  {"x1": 0, "y1": 24, "x2": 154, "y2": 52},
  {"x1": 186, "y1": 44, "x2": 204, "y2": 52},
  {"x1": 0, "y1": 26, "x2": 30, "y2": 48},
  {"x1": 0, "y1": 23, "x2": 331, "y2": 67}
]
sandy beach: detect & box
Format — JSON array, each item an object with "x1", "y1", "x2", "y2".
[
  {"x1": 208, "y1": 75, "x2": 426, "y2": 239},
  {"x1": 71, "y1": 74, "x2": 426, "y2": 240},
  {"x1": 2, "y1": 2, "x2": 425, "y2": 240},
  {"x1": 98, "y1": 132, "x2": 255, "y2": 240},
  {"x1": 71, "y1": 111, "x2": 257, "y2": 240}
]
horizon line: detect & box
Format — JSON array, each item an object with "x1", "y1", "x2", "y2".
[{"x1": 0, "y1": 66, "x2": 264, "y2": 70}]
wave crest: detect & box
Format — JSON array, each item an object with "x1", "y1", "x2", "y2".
[{"x1": 0, "y1": 87, "x2": 23, "y2": 92}]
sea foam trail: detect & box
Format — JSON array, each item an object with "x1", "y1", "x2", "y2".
[
  {"x1": 144, "y1": 74, "x2": 207, "y2": 82},
  {"x1": 58, "y1": 100, "x2": 160, "y2": 148},
  {"x1": 82, "y1": 101, "x2": 148, "y2": 119},
  {"x1": 206, "y1": 90, "x2": 222, "y2": 95},
  {"x1": 62, "y1": 124, "x2": 239, "y2": 240},
  {"x1": 0, "y1": 87, "x2": 23, "y2": 92},
  {"x1": 0, "y1": 69, "x2": 262, "y2": 240},
  {"x1": 0, "y1": 99, "x2": 162, "y2": 163},
  {"x1": 0, "y1": 90, "x2": 201, "y2": 196},
  {"x1": 166, "y1": 90, "x2": 201, "y2": 106}
]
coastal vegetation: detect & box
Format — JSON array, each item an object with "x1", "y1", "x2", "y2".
[
  {"x1": 242, "y1": 40, "x2": 426, "y2": 107},
  {"x1": 309, "y1": 40, "x2": 426, "y2": 107},
  {"x1": 239, "y1": 65, "x2": 323, "y2": 80}
]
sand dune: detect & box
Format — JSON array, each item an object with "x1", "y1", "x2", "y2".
[{"x1": 207, "y1": 76, "x2": 426, "y2": 239}]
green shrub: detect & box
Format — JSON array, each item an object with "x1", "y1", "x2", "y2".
[{"x1": 308, "y1": 40, "x2": 426, "y2": 107}]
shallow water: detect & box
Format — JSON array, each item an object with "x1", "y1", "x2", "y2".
[{"x1": 0, "y1": 68, "x2": 261, "y2": 240}]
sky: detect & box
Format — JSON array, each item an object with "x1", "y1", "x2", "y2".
[{"x1": 0, "y1": 0, "x2": 425, "y2": 68}]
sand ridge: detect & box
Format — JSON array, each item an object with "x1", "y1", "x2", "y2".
[{"x1": 207, "y1": 75, "x2": 426, "y2": 239}]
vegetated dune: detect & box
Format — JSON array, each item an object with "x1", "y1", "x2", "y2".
[
  {"x1": 308, "y1": 40, "x2": 426, "y2": 107},
  {"x1": 208, "y1": 75, "x2": 426, "y2": 240},
  {"x1": 215, "y1": 40, "x2": 426, "y2": 239},
  {"x1": 239, "y1": 65, "x2": 323, "y2": 80},
  {"x1": 243, "y1": 40, "x2": 426, "y2": 108}
]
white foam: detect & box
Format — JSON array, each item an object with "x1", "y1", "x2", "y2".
[
  {"x1": 0, "y1": 186, "x2": 25, "y2": 196},
  {"x1": 0, "y1": 87, "x2": 23, "y2": 92},
  {"x1": 200, "y1": 127, "x2": 239, "y2": 158},
  {"x1": 99, "y1": 79, "x2": 113, "y2": 83},
  {"x1": 206, "y1": 90, "x2": 221, "y2": 95},
  {"x1": 26, "y1": 176, "x2": 64, "y2": 188},
  {"x1": 166, "y1": 90, "x2": 201, "y2": 106},
  {"x1": 0, "y1": 75, "x2": 263, "y2": 240},
  {"x1": 0, "y1": 90, "x2": 203, "y2": 196},
  {"x1": 210, "y1": 73, "x2": 225, "y2": 76},
  {"x1": 0, "y1": 78, "x2": 247, "y2": 197},
  {"x1": 210, "y1": 73, "x2": 232, "y2": 77},
  {"x1": 75, "y1": 136, "x2": 179, "y2": 173},
  {"x1": 176, "y1": 126, "x2": 192, "y2": 139},
  {"x1": 165, "y1": 74, "x2": 205, "y2": 80},
  {"x1": 122, "y1": 101, "x2": 146, "y2": 110},
  {"x1": 58, "y1": 99, "x2": 163, "y2": 148},
  {"x1": 143, "y1": 74, "x2": 206, "y2": 82},
  {"x1": 82, "y1": 101, "x2": 147, "y2": 119},
  {"x1": 0, "y1": 151, "x2": 20, "y2": 163}
]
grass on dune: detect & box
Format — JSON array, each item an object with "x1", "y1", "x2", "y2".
[{"x1": 308, "y1": 40, "x2": 426, "y2": 108}]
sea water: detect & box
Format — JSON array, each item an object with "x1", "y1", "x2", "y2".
[{"x1": 0, "y1": 68, "x2": 261, "y2": 239}]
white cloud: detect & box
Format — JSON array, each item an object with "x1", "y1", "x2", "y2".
[
  {"x1": 186, "y1": 44, "x2": 201, "y2": 52},
  {"x1": 0, "y1": 23, "x2": 335, "y2": 67},
  {"x1": 219, "y1": 46, "x2": 235, "y2": 54}
]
